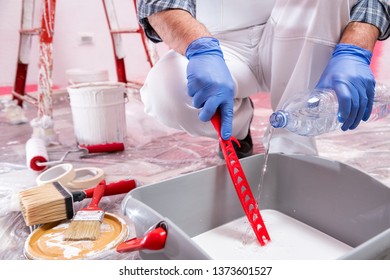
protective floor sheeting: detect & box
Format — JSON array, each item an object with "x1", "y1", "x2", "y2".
[{"x1": 1, "y1": 42, "x2": 390, "y2": 260}]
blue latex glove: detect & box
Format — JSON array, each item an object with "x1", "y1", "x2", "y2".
[
  {"x1": 186, "y1": 37, "x2": 235, "y2": 140},
  {"x1": 315, "y1": 43, "x2": 375, "y2": 131}
]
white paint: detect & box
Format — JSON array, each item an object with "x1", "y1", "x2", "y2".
[
  {"x1": 38, "y1": 223, "x2": 86, "y2": 259},
  {"x1": 192, "y1": 209, "x2": 352, "y2": 260}
]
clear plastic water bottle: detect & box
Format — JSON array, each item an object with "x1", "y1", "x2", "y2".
[{"x1": 269, "y1": 83, "x2": 390, "y2": 136}]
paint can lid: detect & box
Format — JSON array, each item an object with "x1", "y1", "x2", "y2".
[{"x1": 24, "y1": 213, "x2": 128, "y2": 260}]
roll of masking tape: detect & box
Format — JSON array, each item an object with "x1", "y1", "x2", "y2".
[
  {"x1": 66, "y1": 167, "x2": 105, "y2": 190},
  {"x1": 36, "y1": 163, "x2": 75, "y2": 186}
]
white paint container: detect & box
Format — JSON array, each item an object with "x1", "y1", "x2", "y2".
[{"x1": 67, "y1": 82, "x2": 127, "y2": 146}]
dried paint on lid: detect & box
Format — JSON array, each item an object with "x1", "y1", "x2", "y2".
[{"x1": 24, "y1": 212, "x2": 128, "y2": 260}]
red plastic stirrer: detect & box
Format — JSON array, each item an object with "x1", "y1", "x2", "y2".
[{"x1": 211, "y1": 112, "x2": 271, "y2": 246}]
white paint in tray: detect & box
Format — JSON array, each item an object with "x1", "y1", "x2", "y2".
[{"x1": 192, "y1": 209, "x2": 352, "y2": 259}]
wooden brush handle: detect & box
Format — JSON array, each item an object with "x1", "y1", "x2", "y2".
[{"x1": 87, "y1": 181, "x2": 106, "y2": 210}]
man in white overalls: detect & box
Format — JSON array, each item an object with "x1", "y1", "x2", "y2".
[{"x1": 137, "y1": 0, "x2": 389, "y2": 156}]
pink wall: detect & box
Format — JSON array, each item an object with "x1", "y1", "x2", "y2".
[{"x1": 0, "y1": 0, "x2": 168, "y2": 88}]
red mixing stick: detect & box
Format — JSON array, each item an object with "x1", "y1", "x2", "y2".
[{"x1": 211, "y1": 112, "x2": 271, "y2": 246}]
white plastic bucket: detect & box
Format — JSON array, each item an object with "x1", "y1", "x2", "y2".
[{"x1": 67, "y1": 82, "x2": 127, "y2": 146}]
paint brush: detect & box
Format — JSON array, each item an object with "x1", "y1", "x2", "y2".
[
  {"x1": 63, "y1": 182, "x2": 106, "y2": 241},
  {"x1": 19, "y1": 179, "x2": 136, "y2": 226}
]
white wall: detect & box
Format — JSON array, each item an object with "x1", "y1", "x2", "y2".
[{"x1": 0, "y1": 0, "x2": 168, "y2": 88}]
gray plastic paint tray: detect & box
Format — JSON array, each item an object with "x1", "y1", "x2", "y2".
[{"x1": 120, "y1": 153, "x2": 390, "y2": 260}]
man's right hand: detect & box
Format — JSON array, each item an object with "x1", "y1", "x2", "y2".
[{"x1": 186, "y1": 37, "x2": 235, "y2": 140}]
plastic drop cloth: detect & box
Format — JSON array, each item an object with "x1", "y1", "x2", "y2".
[
  {"x1": 0, "y1": 90, "x2": 225, "y2": 260},
  {"x1": 1, "y1": 83, "x2": 390, "y2": 259}
]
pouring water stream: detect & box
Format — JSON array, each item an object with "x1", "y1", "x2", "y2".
[{"x1": 242, "y1": 127, "x2": 274, "y2": 244}]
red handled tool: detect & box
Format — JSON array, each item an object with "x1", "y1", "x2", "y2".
[
  {"x1": 72, "y1": 179, "x2": 137, "y2": 202},
  {"x1": 19, "y1": 178, "x2": 137, "y2": 227},
  {"x1": 211, "y1": 112, "x2": 271, "y2": 246},
  {"x1": 64, "y1": 182, "x2": 107, "y2": 241},
  {"x1": 116, "y1": 227, "x2": 167, "y2": 253},
  {"x1": 27, "y1": 142, "x2": 125, "y2": 172},
  {"x1": 79, "y1": 142, "x2": 125, "y2": 153}
]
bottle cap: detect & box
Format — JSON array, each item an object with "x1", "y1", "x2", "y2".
[{"x1": 269, "y1": 111, "x2": 288, "y2": 128}]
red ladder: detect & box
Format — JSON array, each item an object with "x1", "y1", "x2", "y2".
[
  {"x1": 12, "y1": 0, "x2": 157, "y2": 108},
  {"x1": 102, "y1": 0, "x2": 158, "y2": 90}
]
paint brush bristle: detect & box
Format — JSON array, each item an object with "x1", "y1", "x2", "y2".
[
  {"x1": 63, "y1": 182, "x2": 106, "y2": 241},
  {"x1": 19, "y1": 182, "x2": 74, "y2": 226},
  {"x1": 63, "y1": 210, "x2": 104, "y2": 241},
  {"x1": 18, "y1": 179, "x2": 137, "y2": 227}
]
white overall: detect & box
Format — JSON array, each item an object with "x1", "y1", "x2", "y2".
[{"x1": 140, "y1": 0, "x2": 356, "y2": 154}]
